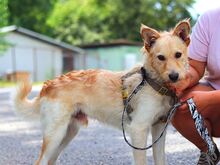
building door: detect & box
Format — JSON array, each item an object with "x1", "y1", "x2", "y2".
[{"x1": 63, "y1": 50, "x2": 74, "y2": 72}]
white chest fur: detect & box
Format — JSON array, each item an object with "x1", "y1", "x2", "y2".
[{"x1": 126, "y1": 79, "x2": 172, "y2": 130}]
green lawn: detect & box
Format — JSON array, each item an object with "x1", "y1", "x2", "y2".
[{"x1": 0, "y1": 80, "x2": 43, "y2": 88}]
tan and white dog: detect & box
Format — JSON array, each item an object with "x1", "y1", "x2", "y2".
[{"x1": 14, "y1": 20, "x2": 190, "y2": 165}]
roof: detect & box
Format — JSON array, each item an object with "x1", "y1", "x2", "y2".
[
  {"x1": 0, "y1": 25, "x2": 84, "y2": 54},
  {"x1": 80, "y1": 39, "x2": 143, "y2": 48}
]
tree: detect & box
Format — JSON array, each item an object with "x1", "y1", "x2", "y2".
[
  {"x1": 47, "y1": 0, "x2": 111, "y2": 45},
  {"x1": 0, "y1": 0, "x2": 10, "y2": 54},
  {"x1": 47, "y1": 0, "x2": 195, "y2": 45},
  {"x1": 7, "y1": 0, "x2": 57, "y2": 34},
  {"x1": 0, "y1": 0, "x2": 9, "y2": 27}
]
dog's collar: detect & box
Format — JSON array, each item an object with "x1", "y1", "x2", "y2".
[
  {"x1": 121, "y1": 67, "x2": 175, "y2": 99},
  {"x1": 140, "y1": 67, "x2": 176, "y2": 97}
]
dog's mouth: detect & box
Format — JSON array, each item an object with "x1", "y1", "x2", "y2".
[{"x1": 166, "y1": 77, "x2": 182, "y2": 83}]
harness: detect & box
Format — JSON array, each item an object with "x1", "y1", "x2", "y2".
[
  {"x1": 121, "y1": 67, "x2": 177, "y2": 121},
  {"x1": 121, "y1": 67, "x2": 215, "y2": 154}
]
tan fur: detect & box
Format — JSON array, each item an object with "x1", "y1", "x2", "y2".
[
  {"x1": 40, "y1": 70, "x2": 101, "y2": 98},
  {"x1": 14, "y1": 20, "x2": 190, "y2": 165}
]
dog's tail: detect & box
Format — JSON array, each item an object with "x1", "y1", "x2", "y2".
[{"x1": 13, "y1": 80, "x2": 40, "y2": 121}]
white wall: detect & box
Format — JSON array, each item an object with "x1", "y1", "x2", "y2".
[{"x1": 0, "y1": 32, "x2": 63, "y2": 81}]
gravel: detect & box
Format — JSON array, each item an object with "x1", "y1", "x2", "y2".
[{"x1": 0, "y1": 89, "x2": 219, "y2": 165}]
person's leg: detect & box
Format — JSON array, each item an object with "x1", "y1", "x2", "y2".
[{"x1": 172, "y1": 83, "x2": 220, "y2": 152}]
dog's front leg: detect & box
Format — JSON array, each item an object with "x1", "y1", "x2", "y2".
[
  {"x1": 129, "y1": 127, "x2": 149, "y2": 165},
  {"x1": 151, "y1": 123, "x2": 167, "y2": 165}
]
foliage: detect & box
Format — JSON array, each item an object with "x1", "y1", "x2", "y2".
[
  {"x1": 47, "y1": 0, "x2": 195, "y2": 45},
  {"x1": 0, "y1": 0, "x2": 10, "y2": 55},
  {"x1": 7, "y1": 0, "x2": 57, "y2": 34},
  {"x1": 0, "y1": 0, "x2": 9, "y2": 27},
  {"x1": 2, "y1": 0, "x2": 195, "y2": 45},
  {"x1": 47, "y1": 0, "x2": 111, "y2": 45}
]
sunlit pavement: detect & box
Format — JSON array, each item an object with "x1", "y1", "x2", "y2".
[{"x1": 0, "y1": 88, "x2": 219, "y2": 165}]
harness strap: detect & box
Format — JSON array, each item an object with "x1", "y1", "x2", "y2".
[{"x1": 121, "y1": 67, "x2": 176, "y2": 117}]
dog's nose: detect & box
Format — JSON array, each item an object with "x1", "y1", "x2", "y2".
[{"x1": 169, "y1": 72, "x2": 179, "y2": 82}]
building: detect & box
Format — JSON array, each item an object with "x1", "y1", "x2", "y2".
[
  {"x1": 0, "y1": 26, "x2": 85, "y2": 81},
  {"x1": 80, "y1": 39, "x2": 144, "y2": 71}
]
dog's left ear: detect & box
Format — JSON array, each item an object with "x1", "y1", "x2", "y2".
[{"x1": 173, "y1": 19, "x2": 191, "y2": 46}]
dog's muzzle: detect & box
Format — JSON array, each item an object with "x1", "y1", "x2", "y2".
[{"x1": 168, "y1": 72, "x2": 179, "y2": 82}]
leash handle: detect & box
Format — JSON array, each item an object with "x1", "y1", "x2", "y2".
[{"x1": 186, "y1": 98, "x2": 215, "y2": 153}]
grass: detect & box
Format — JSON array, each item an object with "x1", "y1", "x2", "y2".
[
  {"x1": 0, "y1": 80, "x2": 16, "y2": 88},
  {"x1": 0, "y1": 80, "x2": 43, "y2": 88}
]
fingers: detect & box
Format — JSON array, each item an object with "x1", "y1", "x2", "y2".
[
  {"x1": 178, "y1": 103, "x2": 188, "y2": 111},
  {"x1": 177, "y1": 96, "x2": 194, "y2": 112},
  {"x1": 180, "y1": 95, "x2": 194, "y2": 103},
  {"x1": 166, "y1": 83, "x2": 176, "y2": 91},
  {"x1": 166, "y1": 81, "x2": 187, "y2": 96},
  {"x1": 176, "y1": 90, "x2": 183, "y2": 97}
]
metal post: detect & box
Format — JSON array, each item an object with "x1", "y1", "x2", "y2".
[
  {"x1": 51, "y1": 50, "x2": 55, "y2": 77},
  {"x1": 33, "y1": 48, "x2": 37, "y2": 81},
  {"x1": 83, "y1": 53, "x2": 86, "y2": 69},
  {"x1": 11, "y1": 47, "x2": 16, "y2": 81}
]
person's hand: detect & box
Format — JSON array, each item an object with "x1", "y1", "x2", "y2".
[
  {"x1": 178, "y1": 91, "x2": 213, "y2": 113},
  {"x1": 167, "y1": 72, "x2": 191, "y2": 96}
]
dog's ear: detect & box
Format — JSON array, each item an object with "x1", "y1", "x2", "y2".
[
  {"x1": 173, "y1": 19, "x2": 191, "y2": 46},
  {"x1": 140, "y1": 24, "x2": 160, "y2": 52}
]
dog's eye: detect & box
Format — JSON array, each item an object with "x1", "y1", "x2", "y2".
[
  {"x1": 175, "y1": 52, "x2": 182, "y2": 58},
  {"x1": 157, "y1": 55, "x2": 166, "y2": 61}
]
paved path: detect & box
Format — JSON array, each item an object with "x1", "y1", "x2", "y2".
[{"x1": 0, "y1": 87, "x2": 219, "y2": 165}]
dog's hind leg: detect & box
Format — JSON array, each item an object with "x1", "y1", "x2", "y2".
[
  {"x1": 51, "y1": 121, "x2": 81, "y2": 164},
  {"x1": 35, "y1": 120, "x2": 73, "y2": 165},
  {"x1": 49, "y1": 119, "x2": 80, "y2": 165},
  {"x1": 151, "y1": 123, "x2": 166, "y2": 165},
  {"x1": 129, "y1": 127, "x2": 149, "y2": 165},
  {"x1": 35, "y1": 106, "x2": 83, "y2": 165}
]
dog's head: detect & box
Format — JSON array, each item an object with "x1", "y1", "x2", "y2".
[{"x1": 140, "y1": 20, "x2": 190, "y2": 83}]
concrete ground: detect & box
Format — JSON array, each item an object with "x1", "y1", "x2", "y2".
[{"x1": 0, "y1": 87, "x2": 219, "y2": 165}]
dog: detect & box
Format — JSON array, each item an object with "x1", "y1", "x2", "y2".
[{"x1": 14, "y1": 20, "x2": 190, "y2": 165}]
